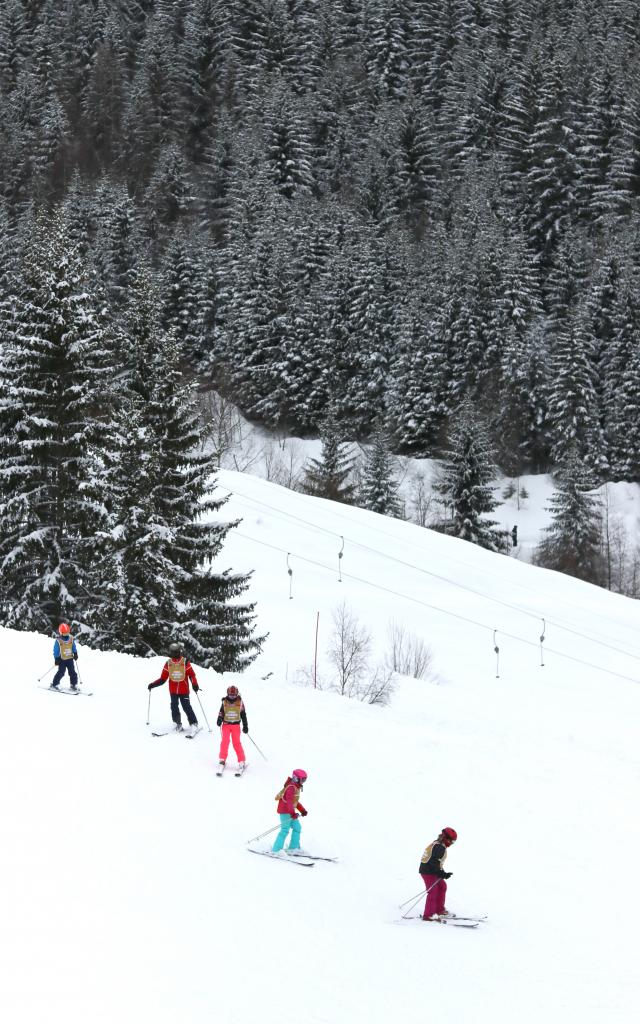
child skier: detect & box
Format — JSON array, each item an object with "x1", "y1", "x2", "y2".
[
  {"x1": 272, "y1": 769, "x2": 308, "y2": 854},
  {"x1": 419, "y1": 827, "x2": 457, "y2": 920},
  {"x1": 216, "y1": 685, "x2": 248, "y2": 770},
  {"x1": 51, "y1": 623, "x2": 79, "y2": 690},
  {"x1": 148, "y1": 643, "x2": 199, "y2": 733}
]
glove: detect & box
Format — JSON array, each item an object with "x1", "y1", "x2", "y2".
[
  {"x1": 192, "y1": 682, "x2": 199, "y2": 692},
  {"x1": 443, "y1": 872, "x2": 453, "y2": 879},
  {"x1": 290, "y1": 812, "x2": 299, "y2": 820},
  {"x1": 242, "y1": 725, "x2": 248, "y2": 734},
  {"x1": 300, "y1": 809, "x2": 307, "y2": 817},
  {"x1": 147, "y1": 683, "x2": 153, "y2": 691},
  {"x1": 73, "y1": 653, "x2": 78, "y2": 661},
  {"x1": 216, "y1": 717, "x2": 222, "y2": 727},
  {"x1": 55, "y1": 657, "x2": 61, "y2": 666}
]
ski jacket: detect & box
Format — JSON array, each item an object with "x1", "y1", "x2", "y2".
[
  {"x1": 53, "y1": 636, "x2": 78, "y2": 661},
  {"x1": 419, "y1": 841, "x2": 448, "y2": 878},
  {"x1": 217, "y1": 697, "x2": 248, "y2": 729},
  {"x1": 276, "y1": 778, "x2": 306, "y2": 817},
  {"x1": 149, "y1": 657, "x2": 197, "y2": 696}
]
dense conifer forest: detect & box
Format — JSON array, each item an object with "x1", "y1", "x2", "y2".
[{"x1": 1, "y1": 1, "x2": 640, "y2": 479}]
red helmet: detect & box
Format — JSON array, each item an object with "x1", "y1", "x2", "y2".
[
  {"x1": 58, "y1": 623, "x2": 70, "y2": 635},
  {"x1": 292, "y1": 769, "x2": 307, "y2": 783},
  {"x1": 441, "y1": 827, "x2": 457, "y2": 843},
  {"x1": 226, "y1": 685, "x2": 239, "y2": 699}
]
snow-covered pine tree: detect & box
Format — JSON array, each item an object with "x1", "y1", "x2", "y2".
[
  {"x1": 302, "y1": 408, "x2": 355, "y2": 503},
  {"x1": 359, "y1": 426, "x2": 402, "y2": 517},
  {"x1": 99, "y1": 270, "x2": 261, "y2": 670},
  {"x1": 535, "y1": 447, "x2": 603, "y2": 584},
  {"x1": 0, "y1": 211, "x2": 116, "y2": 632},
  {"x1": 436, "y1": 397, "x2": 500, "y2": 550}
]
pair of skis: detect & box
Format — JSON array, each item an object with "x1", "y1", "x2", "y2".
[
  {"x1": 401, "y1": 913, "x2": 486, "y2": 929},
  {"x1": 151, "y1": 726, "x2": 202, "y2": 739},
  {"x1": 39, "y1": 685, "x2": 93, "y2": 697},
  {"x1": 248, "y1": 849, "x2": 338, "y2": 868},
  {"x1": 217, "y1": 761, "x2": 246, "y2": 777}
]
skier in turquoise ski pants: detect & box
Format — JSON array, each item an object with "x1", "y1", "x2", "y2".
[
  {"x1": 273, "y1": 813, "x2": 302, "y2": 852},
  {"x1": 272, "y1": 770, "x2": 308, "y2": 852}
]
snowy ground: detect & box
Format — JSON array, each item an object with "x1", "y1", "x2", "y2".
[{"x1": 2, "y1": 470, "x2": 640, "y2": 1024}]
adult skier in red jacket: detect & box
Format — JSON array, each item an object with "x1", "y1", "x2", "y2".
[
  {"x1": 148, "y1": 642, "x2": 199, "y2": 732},
  {"x1": 419, "y1": 827, "x2": 457, "y2": 920}
]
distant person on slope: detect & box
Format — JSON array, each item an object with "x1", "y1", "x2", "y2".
[
  {"x1": 216, "y1": 685, "x2": 248, "y2": 770},
  {"x1": 51, "y1": 623, "x2": 79, "y2": 690},
  {"x1": 272, "y1": 770, "x2": 308, "y2": 854},
  {"x1": 419, "y1": 827, "x2": 457, "y2": 920},
  {"x1": 148, "y1": 643, "x2": 199, "y2": 733}
]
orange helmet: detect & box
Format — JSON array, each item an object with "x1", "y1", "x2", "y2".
[{"x1": 58, "y1": 623, "x2": 71, "y2": 635}]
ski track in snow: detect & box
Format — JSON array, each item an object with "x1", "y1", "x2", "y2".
[{"x1": 1, "y1": 469, "x2": 639, "y2": 1024}]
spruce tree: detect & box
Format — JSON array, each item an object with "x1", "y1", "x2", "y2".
[
  {"x1": 302, "y1": 410, "x2": 355, "y2": 503},
  {"x1": 97, "y1": 271, "x2": 262, "y2": 670},
  {"x1": 436, "y1": 398, "x2": 500, "y2": 550},
  {"x1": 536, "y1": 448, "x2": 603, "y2": 584},
  {"x1": 359, "y1": 426, "x2": 401, "y2": 517},
  {"x1": 0, "y1": 212, "x2": 116, "y2": 632}
]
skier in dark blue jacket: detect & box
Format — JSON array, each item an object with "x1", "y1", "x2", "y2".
[{"x1": 51, "y1": 623, "x2": 79, "y2": 689}]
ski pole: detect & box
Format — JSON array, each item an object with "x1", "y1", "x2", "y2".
[
  {"x1": 37, "y1": 664, "x2": 56, "y2": 682},
  {"x1": 247, "y1": 824, "x2": 281, "y2": 844},
  {"x1": 400, "y1": 878, "x2": 441, "y2": 918},
  {"x1": 146, "y1": 690, "x2": 152, "y2": 726},
  {"x1": 247, "y1": 734, "x2": 268, "y2": 761},
  {"x1": 399, "y1": 889, "x2": 427, "y2": 909},
  {"x1": 401, "y1": 892, "x2": 426, "y2": 918},
  {"x1": 195, "y1": 691, "x2": 212, "y2": 732}
]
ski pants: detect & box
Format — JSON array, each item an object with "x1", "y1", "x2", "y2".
[
  {"x1": 272, "y1": 813, "x2": 302, "y2": 852},
  {"x1": 170, "y1": 693, "x2": 197, "y2": 727},
  {"x1": 421, "y1": 874, "x2": 447, "y2": 918},
  {"x1": 52, "y1": 660, "x2": 77, "y2": 687},
  {"x1": 219, "y1": 722, "x2": 245, "y2": 763}
]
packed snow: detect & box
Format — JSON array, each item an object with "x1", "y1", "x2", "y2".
[{"x1": 2, "y1": 469, "x2": 639, "y2": 1024}]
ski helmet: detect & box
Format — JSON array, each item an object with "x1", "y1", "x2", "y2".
[
  {"x1": 169, "y1": 642, "x2": 182, "y2": 658},
  {"x1": 441, "y1": 827, "x2": 457, "y2": 843},
  {"x1": 226, "y1": 685, "x2": 239, "y2": 699},
  {"x1": 58, "y1": 623, "x2": 70, "y2": 635},
  {"x1": 292, "y1": 769, "x2": 307, "y2": 783}
]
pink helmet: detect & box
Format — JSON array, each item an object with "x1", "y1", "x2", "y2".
[{"x1": 292, "y1": 769, "x2": 307, "y2": 783}]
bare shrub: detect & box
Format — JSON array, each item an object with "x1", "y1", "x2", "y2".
[
  {"x1": 325, "y1": 601, "x2": 397, "y2": 706},
  {"x1": 408, "y1": 472, "x2": 436, "y2": 527},
  {"x1": 356, "y1": 664, "x2": 396, "y2": 706},
  {"x1": 385, "y1": 619, "x2": 434, "y2": 679},
  {"x1": 197, "y1": 390, "x2": 263, "y2": 472},
  {"x1": 291, "y1": 664, "x2": 328, "y2": 690},
  {"x1": 328, "y1": 601, "x2": 372, "y2": 697},
  {"x1": 261, "y1": 438, "x2": 305, "y2": 489}
]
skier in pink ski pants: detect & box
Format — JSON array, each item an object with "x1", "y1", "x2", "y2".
[{"x1": 216, "y1": 685, "x2": 248, "y2": 770}]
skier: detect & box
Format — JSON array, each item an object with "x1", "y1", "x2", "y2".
[
  {"x1": 148, "y1": 643, "x2": 199, "y2": 733},
  {"x1": 419, "y1": 827, "x2": 457, "y2": 920},
  {"x1": 272, "y1": 769, "x2": 308, "y2": 854},
  {"x1": 51, "y1": 623, "x2": 79, "y2": 690},
  {"x1": 216, "y1": 685, "x2": 248, "y2": 771}
]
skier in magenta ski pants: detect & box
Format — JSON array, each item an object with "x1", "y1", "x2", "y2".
[
  {"x1": 272, "y1": 770, "x2": 308, "y2": 852},
  {"x1": 419, "y1": 827, "x2": 457, "y2": 919}
]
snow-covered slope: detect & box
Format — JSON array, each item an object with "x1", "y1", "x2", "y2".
[{"x1": 2, "y1": 470, "x2": 639, "y2": 1024}]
